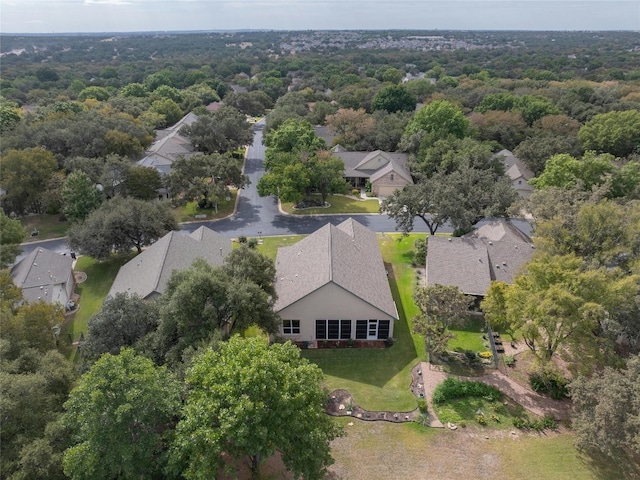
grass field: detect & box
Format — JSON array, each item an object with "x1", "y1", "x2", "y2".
[
  {"x1": 254, "y1": 235, "x2": 304, "y2": 259},
  {"x1": 327, "y1": 420, "x2": 636, "y2": 480},
  {"x1": 176, "y1": 192, "x2": 237, "y2": 222},
  {"x1": 281, "y1": 194, "x2": 380, "y2": 215},
  {"x1": 19, "y1": 214, "x2": 69, "y2": 241},
  {"x1": 62, "y1": 254, "x2": 131, "y2": 344}
]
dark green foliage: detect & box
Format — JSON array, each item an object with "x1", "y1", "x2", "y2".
[
  {"x1": 529, "y1": 366, "x2": 570, "y2": 400},
  {"x1": 418, "y1": 398, "x2": 428, "y2": 413},
  {"x1": 432, "y1": 377, "x2": 501, "y2": 404}
]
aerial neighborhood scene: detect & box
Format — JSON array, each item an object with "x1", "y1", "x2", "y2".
[{"x1": 1, "y1": 0, "x2": 640, "y2": 478}]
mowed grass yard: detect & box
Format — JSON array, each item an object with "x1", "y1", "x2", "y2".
[
  {"x1": 281, "y1": 194, "x2": 380, "y2": 215},
  {"x1": 327, "y1": 419, "x2": 635, "y2": 480},
  {"x1": 302, "y1": 233, "x2": 428, "y2": 412}
]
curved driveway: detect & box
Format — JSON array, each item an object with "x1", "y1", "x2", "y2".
[{"x1": 20, "y1": 124, "x2": 531, "y2": 256}]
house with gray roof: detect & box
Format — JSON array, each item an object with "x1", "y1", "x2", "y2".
[
  {"x1": 494, "y1": 149, "x2": 534, "y2": 198},
  {"x1": 137, "y1": 112, "x2": 199, "y2": 197},
  {"x1": 274, "y1": 218, "x2": 398, "y2": 346},
  {"x1": 11, "y1": 247, "x2": 75, "y2": 308},
  {"x1": 330, "y1": 148, "x2": 413, "y2": 197},
  {"x1": 108, "y1": 226, "x2": 231, "y2": 301},
  {"x1": 426, "y1": 220, "x2": 534, "y2": 297}
]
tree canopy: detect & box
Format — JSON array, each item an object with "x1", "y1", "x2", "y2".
[
  {"x1": 63, "y1": 349, "x2": 181, "y2": 480},
  {"x1": 181, "y1": 106, "x2": 253, "y2": 154},
  {"x1": 578, "y1": 110, "x2": 640, "y2": 158},
  {"x1": 0, "y1": 211, "x2": 26, "y2": 268},
  {"x1": 68, "y1": 197, "x2": 178, "y2": 259},
  {"x1": 171, "y1": 336, "x2": 342, "y2": 479}
]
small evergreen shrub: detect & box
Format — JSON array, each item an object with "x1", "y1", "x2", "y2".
[
  {"x1": 418, "y1": 399, "x2": 428, "y2": 413},
  {"x1": 432, "y1": 377, "x2": 501, "y2": 404},
  {"x1": 503, "y1": 355, "x2": 516, "y2": 367},
  {"x1": 529, "y1": 365, "x2": 569, "y2": 400}
]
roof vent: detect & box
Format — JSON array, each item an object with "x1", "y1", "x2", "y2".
[
  {"x1": 502, "y1": 262, "x2": 507, "y2": 266},
  {"x1": 448, "y1": 238, "x2": 452, "y2": 242},
  {"x1": 496, "y1": 265, "x2": 500, "y2": 269},
  {"x1": 488, "y1": 241, "x2": 493, "y2": 245}
]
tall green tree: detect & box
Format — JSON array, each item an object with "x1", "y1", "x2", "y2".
[
  {"x1": 63, "y1": 349, "x2": 181, "y2": 480},
  {"x1": 530, "y1": 151, "x2": 615, "y2": 191},
  {"x1": 61, "y1": 170, "x2": 103, "y2": 223},
  {"x1": 578, "y1": 109, "x2": 640, "y2": 158},
  {"x1": 307, "y1": 152, "x2": 349, "y2": 204},
  {"x1": 371, "y1": 85, "x2": 417, "y2": 113},
  {"x1": 81, "y1": 293, "x2": 159, "y2": 364},
  {"x1": 0, "y1": 148, "x2": 58, "y2": 214},
  {"x1": 0, "y1": 211, "x2": 26, "y2": 268},
  {"x1": 168, "y1": 153, "x2": 248, "y2": 210},
  {"x1": 155, "y1": 259, "x2": 279, "y2": 366},
  {"x1": 170, "y1": 336, "x2": 342, "y2": 480},
  {"x1": 413, "y1": 284, "x2": 473, "y2": 357},
  {"x1": 181, "y1": 106, "x2": 253, "y2": 154},
  {"x1": 403, "y1": 99, "x2": 470, "y2": 143},
  {"x1": 263, "y1": 117, "x2": 325, "y2": 154},
  {"x1": 68, "y1": 197, "x2": 177, "y2": 259},
  {"x1": 570, "y1": 355, "x2": 640, "y2": 460},
  {"x1": 123, "y1": 165, "x2": 163, "y2": 200}
]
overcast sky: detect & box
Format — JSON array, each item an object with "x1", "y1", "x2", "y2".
[{"x1": 1, "y1": 0, "x2": 638, "y2": 34}]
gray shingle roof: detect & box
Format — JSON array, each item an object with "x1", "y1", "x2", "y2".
[
  {"x1": 426, "y1": 220, "x2": 534, "y2": 296},
  {"x1": 108, "y1": 227, "x2": 231, "y2": 299},
  {"x1": 332, "y1": 150, "x2": 410, "y2": 179},
  {"x1": 274, "y1": 218, "x2": 397, "y2": 318},
  {"x1": 495, "y1": 149, "x2": 533, "y2": 181},
  {"x1": 10, "y1": 247, "x2": 73, "y2": 304}
]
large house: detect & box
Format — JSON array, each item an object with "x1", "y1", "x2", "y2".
[
  {"x1": 495, "y1": 149, "x2": 534, "y2": 198},
  {"x1": 274, "y1": 218, "x2": 398, "y2": 346},
  {"x1": 137, "y1": 112, "x2": 198, "y2": 198},
  {"x1": 331, "y1": 148, "x2": 414, "y2": 197},
  {"x1": 425, "y1": 220, "x2": 534, "y2": 298},
  {"x1": 11, "y1": 247, "x2": 75, "y2": 308},
  {"x1": 108, "y1": 226, "x2": 231, "y2": 300}
]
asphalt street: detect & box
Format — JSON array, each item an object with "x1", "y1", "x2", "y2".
[{"x1": 18, "y1": 124, "x2": 531, "y2": 258}]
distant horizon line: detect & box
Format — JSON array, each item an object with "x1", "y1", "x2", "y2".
[{"x1": 1, "y1": 28, "x2": 638, "y2": 36}]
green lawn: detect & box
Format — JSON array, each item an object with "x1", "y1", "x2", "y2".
[
  {"x1": 281, "y1": 194, "x2": 380, "y2": 215},
  {"x1": 448, "y1": 316, "x2": 488, "y2": 353},
  {"x1": 62, "y1": 255, "x2": 131, "y2": 344},
  {"x1": 329, "y1": 419, "x2": 635, "y2": 480},
  {"x1": 254, "y1": 235, "x2": 305, "y2": 259},
  {"x1": 19, "y1": 214, "x2": 69, "y2": 241},
  {"x1": 176, "y1": 192, "x2": 237, "y2": 222},
  {"x1": 434, "y1": 393, "x2": 530, "y2": 428},
  {"x1": 301, "y1": 233, "x2": 428, "y2": 412}
]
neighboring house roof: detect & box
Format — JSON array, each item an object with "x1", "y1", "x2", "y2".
[
  {"x1": 313, "y1": 125, "x2": 334, "y2": 148},
  {"x1": 426, "y1": 220, "x2": 534, "y2": 296},
  {"x1": 495, "y1": 149, "x2": 534, "y2": 181},
  {"x1": 108, "y1": 227, "x2": 231, "y2": 299},
  {"x1": 11, "y1": 247, "x2": 73, "y2": 305},
  {"x1": 274, "y1": 218, "x2": 397, "y2": 319},
  {"x1": 206, "y1": 101, "x2": 223, "y2": 112},
  {"x1": 332, "y1": 150, "x2": 411, "y2": 181},
  {"x1": 137, "y1": 112, "x2": 198, "y2": 175}
]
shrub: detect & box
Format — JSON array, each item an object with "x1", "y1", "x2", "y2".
[
  {"x1": 478, "y1": 351, "x2": 493, "y2": 359},
  {"x1": 237, "y1": 235, "x2": 247, "y2": 243},
  {"x1": 385, "y1": 337, "x2": 395, "y2": 347},
  {"x1": 476, "y1": 414, "x2": 487, "y2": 425},
  {"x1": 529, "y1": 365, "x2": 569, "y2": 400},
  {"x1": 504, "y1": 355, "x2": 516, "y2": 367},
  {"x1": 414, "y1": 412, "x2": 430, "y2": 427},
  {"x1": 413, "y1": 237, "x2": 427, "y2": 266},
  {"x1": 512, "y1": 415, "x2": 557, "y2": 430},
  {"x1": 418, "y1": 398, "x2": 428, "y2": 413},
  {"x1": 464, "y1": 350, "x2": 477, "y2": 362},
  {"x1": 432, "y1": 377, "x2": 501, "y2": 404},
  {"x1": 352, "y1": 188, "x2": 360, "y2": 196}
]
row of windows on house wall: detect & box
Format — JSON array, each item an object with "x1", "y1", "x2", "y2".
[{"x1": 281, "y1": 319, "x2": 391, "y2": 340}]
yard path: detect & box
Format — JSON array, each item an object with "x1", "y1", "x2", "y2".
[
  {"x1": 419, "y1": 362, "x2": 446, "y2": 428},
  {"x1": 420, "y1": 361, "x2": 571, "y2": 422}
]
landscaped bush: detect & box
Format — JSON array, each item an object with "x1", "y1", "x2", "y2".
[
  {"x1": 529, "y1": 365, "x2": 569, "y2": 400},
  {"x1": 418, "y1": 398, "x2": 428, "y2": 413},
  {"x1": 351, "y1": 188, "x2": 360, "y2": 196},
  {"x1": 413, "y1": 237, "x2": 427, "y2": 266},
  {"x1": 503, "y1": 355, "x2": 516, "y2": 367},
  {"x1": 432, "y1": 377, "x2": 501, "y2": 404},
  {"x1": 512, "y1": 414, "x2": 557, "y2": 431},
  {"x1": 414, "y1": 412, "x2": 430, "y2": 427}
]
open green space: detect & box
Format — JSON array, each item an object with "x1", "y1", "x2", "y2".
[
  {"x1": 448, "y1": 316, "x2": 488, "y2": 353},
  {"x1": 329, "y1": 419, "x2": 635, "y2": 480},
  {"x1": 302, "y1": 233, "x2": 428, "y2": 412},
  {"x1": 176, "y1": 191, "x2": 237, "y2": 222},
  {"x1": 62, "y1": 254, "x2": 131, "y2": 344},
  {"x1": 281, "y1": 194, "x2": 380, "y2": 215},
  {"x1": 254, "y1": 235, "x2": 305, "y2": 259},
  {"x1": 19, "y1": 214, "x2": 69, "y2": 241}
]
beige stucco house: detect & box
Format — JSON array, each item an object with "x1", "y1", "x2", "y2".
[
  {"x1": 274, "y1": 218, "x2": 398, "y2": 346},
  {"x1": 331, "y1": 148, "x2": 414, "y2": 197}
]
